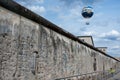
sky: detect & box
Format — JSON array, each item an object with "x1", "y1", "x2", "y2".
[{"x1": 14, "y1": 0, "x2": 120, "y2": 57}]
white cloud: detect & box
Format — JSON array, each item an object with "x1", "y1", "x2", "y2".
[
  {"x1": 37, "y1": 0, "x2": 44, "y2": 3},
  {"x1": 70, "y1": 6, "x2": 81, "y2": 17},
  {"x1": 111, "y1": 45, "x2": 120, "y2": 50},
  {"x1": 14, "y1": 0, "x2": 44, "y2": 4},
  {"x1": 58, "y1": 5, "x2": 83, "y2": 25},
  {"x1": 99, "y1": 30, "x2": 120, "y2": 41},
  {"x1": 101, "y1": 30, "x2": 120, "y2": 37},
  {"x1": 28, "y1": 6, "x2": 46, "y2": 14},
  {"x1": 14, "y1": 0, "x2": 46, "y2": 15},
  {"x1": 50, "y1": 6, "x2": 61, "y2": 13},
  {"x1": 94, "y1": 12, "x2": 104, "y2": 18},
  {"x1": 109, "y1": 30, "x2": 120, "y2": 36},
  {"x1": 83, "y1": 31, "x2": 95, "y2": 35}
]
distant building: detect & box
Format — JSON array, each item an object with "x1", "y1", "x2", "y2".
[
  {"x1": 96, "y1": 47, "x2": 107, "y2": 53},
  {"x1": 78, "y1": 36, "x2": 107, "y2": 53},
  {"x1": 77, "y1": 36, "x2": 94, "y2": 46}
]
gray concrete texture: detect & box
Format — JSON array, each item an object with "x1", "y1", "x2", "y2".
[{"x1": 0, "y1": 6, "x2": 120, "y2": 80}]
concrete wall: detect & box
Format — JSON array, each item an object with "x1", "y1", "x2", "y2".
[{"x1": 0, "y1": 5, "x2": 119, "y2": 80}]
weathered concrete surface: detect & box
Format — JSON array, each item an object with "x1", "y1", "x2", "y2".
[
  {"x1": 107, "y1": 72, "x2": 120, "y2": 80},
  {"x1": 0, "y1": 3, "x2": 120, "y2": 80}
]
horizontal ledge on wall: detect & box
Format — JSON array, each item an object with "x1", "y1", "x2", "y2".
[{"x1": 0, "y1": 0, "x2": 120, "y2": 62}]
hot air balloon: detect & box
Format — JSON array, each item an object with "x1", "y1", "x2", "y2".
[{"x1": 81, "y1": 6, "x2": 94, "y2": 25}]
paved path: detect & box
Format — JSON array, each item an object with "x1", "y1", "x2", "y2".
[{"x1": 107, "y1": 72, "x2": 120, "y2": 80}]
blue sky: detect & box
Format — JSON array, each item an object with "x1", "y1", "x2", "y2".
[{"x1": 14, "y1": 0, "x2": 120, "y2": 57}]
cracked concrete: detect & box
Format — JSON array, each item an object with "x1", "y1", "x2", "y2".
[{"x1": 0, "y1": 6, "x2": 120, "y2": 80}]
